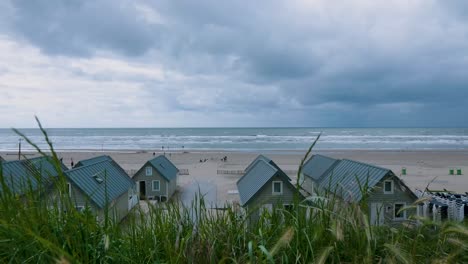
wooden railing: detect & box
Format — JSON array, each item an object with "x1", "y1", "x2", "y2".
[
  {"x1": 179, "y1": 169, "x2": 189, "y2": 175},
  {"x1": 217, "y1": 169, "x2": 245, "y2": 175},
  {"x1": 217, "y1": 169, "x2": 298, "y2": 175},
  {"x1": 125, "y1": 168, "x2": 190, "y2": 177}
]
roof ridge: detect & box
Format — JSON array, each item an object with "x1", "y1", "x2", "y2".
[
  {"x1": 78, "y1": 155, "x2": 111, "y2": 161},
  {"x1": 317, "y1": 159, "x2": 341, "y2": 181},
  {"x1": 1, "y1": 159, "x2": 22, "y2": 165},
  {"x1": 341, "y1": 158, "x2": 390, "y2": 172},
  {"x1": 21, "y1": 156, "x2": 53, "y2": 166},
  {"x1": 302, "y1": 154, "x2": 340, "y2": 180},
  {"x1": 236, "y1": 159, "x2": 277, "y2": 184},
  {"x1": 314, "y1": 154, "x2": 335, "y2": 159},
  {"x1": 257, "y1": 154, "x2": 270, "y2": 159},
  {"x1": 110, "y1": 159, "x2": 133, "y2": 183},
  {"x1": 66, "y1": 159, "x2": 111, "y2": 172},
  {"x1": 26, "y1": 156, "x2": 51, "y2": 161},
  {"x1": 149, "y1": 155, "x2": 168, "y2": 162},
  {"x1": 303, "y1": 154, "x2": 338, "y2": 166},
  {"x1": 147, "y1": 155, "x2": 178, "y2": 181},
  {"x1": 237, "y1": 159, "x2": 280, "y2": 205}
]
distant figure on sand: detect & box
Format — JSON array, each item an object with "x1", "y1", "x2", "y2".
[
  {"x1": 153, "y1": 152, "x2": 155, "y2": 156},
  {"x1": 71, "y1": 158, "x2": 74, "y2": 168}
]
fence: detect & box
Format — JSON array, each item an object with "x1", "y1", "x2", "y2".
[
  {"x1": 217, "y1": 169, "x2": 245, "y2": 175},
  {"x1": 125, "y1": 168, "x2": 189, "y2": 176},
  {"x1": 179, "y1": 169, "x2": 189, "y2": 175},
  {"x1": 217, "y1": 169, "x2": 298, "y2": 175}
]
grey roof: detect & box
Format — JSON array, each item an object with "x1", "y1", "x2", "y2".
[
  {"x1": 0, "y1": 156, "x2": 4, "y2": 162},
  {"x1": 302, "y1": 155, "x2": 339, "y2": 181},
  {"x1": 147, "y1": 155, "x2": 178, "y2": 181},
  {"x1": 244, "y1": 155, "x2": 272, "y2": 173},
  {"x1": 1, "y1": 160, "x2": 31, "y2": 195},
  {"x1": 65, "y1": 157, "x2": 134, "y2": 209},
  {"x1": 1, "y1": 156, "x2": 68, "y2": 195},
  {"x1": 237, "y1": 155, "x2": 293, "y2": 206},
  {"x1": 318, "y1": 159, "x2": 391, "y2": 202},
  {"x1": 74, "y1": 155, "x2": 112, "y2": 168},
  {"x1": 26, "y1": 156, "x2": 68, "y2": 177}
]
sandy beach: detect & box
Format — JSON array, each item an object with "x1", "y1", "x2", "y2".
[{"x1": 2, "y1": 149, "x2": 468, "y2": 203}]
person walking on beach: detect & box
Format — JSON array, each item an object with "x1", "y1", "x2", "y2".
[{"x1": 71, "y1": 158, "x2": 74, "y2": 168}]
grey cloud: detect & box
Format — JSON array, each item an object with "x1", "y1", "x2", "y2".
[
  {"x1": 2, "y1": 0, "x2": 468, "y2": 126},
  {"x1": 9, "y1": 0, "x2": 160, "y2": 56},
  {"x1": 439, "y1": 0, "x2": 468, "y2": 19}
]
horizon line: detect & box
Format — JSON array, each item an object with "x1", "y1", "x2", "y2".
[{"x1": 1, "y1": 126, "x2": 467, "y2": 129}]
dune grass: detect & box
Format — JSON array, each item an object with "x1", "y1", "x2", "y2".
[{"x1": 1, "y1": 123, "x2": 468, "y2": 263}]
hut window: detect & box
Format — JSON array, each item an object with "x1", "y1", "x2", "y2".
[
  {"x1": 152, "y1": 180, "x2": 160, "y2": 191},
  {"x1": 146, "y1": 167, "x2": 152, "y2": 176},
  {"x1": 394, "y1": 203, "x2": 406, "y2": 220},
  {"x1": 272, "y1": 181, "x2": 283, "y2": 195},
  {"x1": 384, "y1": 180, "x2": 394, "y2": 194},
  {"x1": 92, "y1": 174, "x2": 104, "y2": 184}
]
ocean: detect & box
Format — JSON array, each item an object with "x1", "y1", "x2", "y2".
[{"x1": 0, "y1": 127, "x2": 467, "y2": 152}]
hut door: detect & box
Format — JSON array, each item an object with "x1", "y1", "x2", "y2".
[
  {"x1": 139, "y1": 181, "x2": 146, "y2": 199},
  {"x1": 370, "y1": 203, "x2": 384, "y2": 226}
]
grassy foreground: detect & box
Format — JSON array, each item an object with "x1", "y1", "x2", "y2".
[{"x1": 1, "y1": 126, "x2": 468, "y2": 263}]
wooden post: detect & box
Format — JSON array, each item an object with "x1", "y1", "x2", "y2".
[{"x1": 18, "y1": 138, "x2": 22, "y2": 160}]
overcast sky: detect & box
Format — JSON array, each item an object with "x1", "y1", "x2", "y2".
[{"x1": 0, "y1": 0, "x2": 467, "y2": 128}]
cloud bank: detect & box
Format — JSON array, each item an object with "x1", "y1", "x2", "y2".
[{"x1": 1, "y1": 0, "x2": 468, "y2": 127}]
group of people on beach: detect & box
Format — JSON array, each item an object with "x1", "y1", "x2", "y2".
[{"x1": 198, "y1": 156, "x2": 228, "y2": 163}]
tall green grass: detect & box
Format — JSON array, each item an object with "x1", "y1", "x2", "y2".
[{"x1": 1, "y1": 121, "x2": 467, "y2": 263}]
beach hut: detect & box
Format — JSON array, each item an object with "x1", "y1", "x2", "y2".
[
  {"x1": 301, "y1": 154, "x2": 417, "y2": 226},
  {"x1": 56, "y1": 156, "x2": 137, "y2": 222},
  {"x1": 417, "y1": 191, "x2": 468, "y2": 223},
  {"x1": 237, "y1": 155, "x2": 302, "y2": 222},
  {"x1": 0, "y1": 156, "x2": 68, "y2": 197},
  {"x1": 133, "y1": 155, "x2": 179, "y2": 202}
]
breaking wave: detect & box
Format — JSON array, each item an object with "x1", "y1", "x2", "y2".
[{"x1": 0, "y1": 128, "x2": 467, "y2": 151}]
